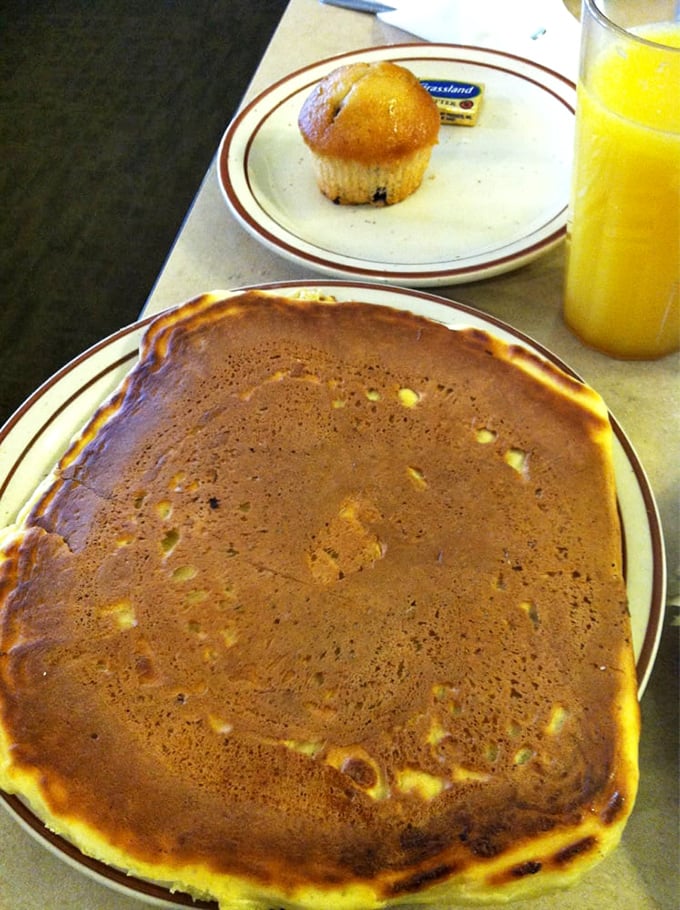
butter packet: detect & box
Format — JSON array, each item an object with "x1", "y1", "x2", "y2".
[{"x1": 420, "y1": 79, "x2": 484, "y2": 126}]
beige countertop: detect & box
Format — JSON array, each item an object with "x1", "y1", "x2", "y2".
[{"x1": 1, "y1": 1, "x2": 677, "y2": 907}]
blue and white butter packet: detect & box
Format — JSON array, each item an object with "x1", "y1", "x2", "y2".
[{"x1": 421, "y1": 79, "x2": 484, "y2": 126}]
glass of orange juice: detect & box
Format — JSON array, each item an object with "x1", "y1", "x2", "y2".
[{"x1": 564, "y1": 0, "x2": 680, "y2": 359}]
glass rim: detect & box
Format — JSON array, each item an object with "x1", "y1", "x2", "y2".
[{"x1": 584, "y1": 0, "x2": 680, "y2": 51}]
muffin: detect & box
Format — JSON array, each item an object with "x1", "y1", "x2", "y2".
[{"x1": 298, "y1": 61, "x2": 440, "y2": 205}]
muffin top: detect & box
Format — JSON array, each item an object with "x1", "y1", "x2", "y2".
[{"x1": 298, "y1": 61, "x2": 440, "y2": 164}]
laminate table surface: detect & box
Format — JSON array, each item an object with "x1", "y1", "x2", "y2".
[{"x1": 1, "y1": 2, "x2": 677, "y2": 907}]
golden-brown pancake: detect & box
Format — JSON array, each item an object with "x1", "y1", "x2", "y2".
[{"x1": 0, "y1": 290, "x2": 639, "y2": 907}]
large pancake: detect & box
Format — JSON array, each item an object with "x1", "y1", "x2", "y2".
[{"x1": 0, "y1": 290, "x2": 639, "y2": 907}]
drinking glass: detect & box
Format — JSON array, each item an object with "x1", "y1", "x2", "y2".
[{"x1": 563, "y1": 0, "x2": 680, "y2": 359}]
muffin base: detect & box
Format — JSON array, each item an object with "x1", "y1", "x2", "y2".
[{"x1": 310, "y1": 147, "x2": 434, "y2": 206}]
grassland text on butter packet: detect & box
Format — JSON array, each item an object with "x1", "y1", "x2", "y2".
[{"x1": 421, "y1": 79, "x2": 484, "y2": 126}]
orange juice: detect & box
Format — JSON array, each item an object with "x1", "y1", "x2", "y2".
[{"x1": 564, "y1": 22, "x2": 680, "y2": 359}]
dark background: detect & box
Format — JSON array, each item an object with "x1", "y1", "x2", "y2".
[{"x1": 0, "y1": 0, "x2": 288, "y2": 427}]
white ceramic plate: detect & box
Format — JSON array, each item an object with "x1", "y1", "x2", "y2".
[
  {"x1": 218, "y1": 45, "x2": 576, "y2": 286},
  {"x1": 0, "y1": 282, "x2": 665, "y2": 907}
]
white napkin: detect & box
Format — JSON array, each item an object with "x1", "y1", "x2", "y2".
[{"x1": 379, "y1": 0, "x2": 581, "y2": 80}]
